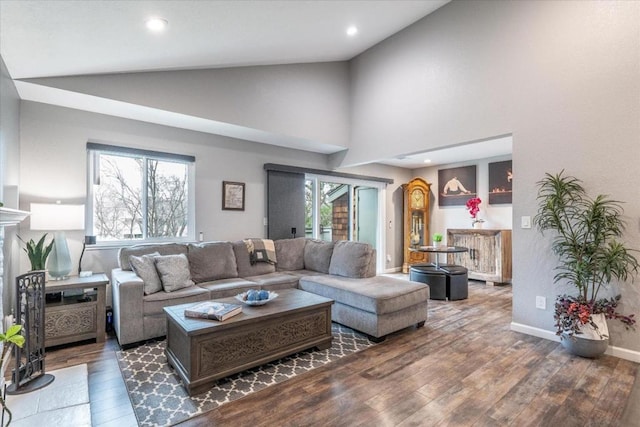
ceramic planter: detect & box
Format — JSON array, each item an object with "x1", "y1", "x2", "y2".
[{"x1": 561, "y1": 313, "x2": 609, "y2": 358}]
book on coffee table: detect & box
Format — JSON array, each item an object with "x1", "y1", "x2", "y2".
[{"x1": 184, "y1": 301, "x2": 242, "y2": 321}]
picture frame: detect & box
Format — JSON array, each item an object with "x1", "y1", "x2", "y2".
[
  {"x1": 488, "y1": 160, "x2": 513, "y2": 204},
  {"x1": 222, "y1": 181, "x2": 245, "y2": 211},
  {"x1": 438, "y1": 165, "x2": 477, "y2": 206}
]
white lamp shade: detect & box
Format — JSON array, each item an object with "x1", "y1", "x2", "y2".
[{"x1": 30, "y1": 203, "x2": 85, "y2": 231}]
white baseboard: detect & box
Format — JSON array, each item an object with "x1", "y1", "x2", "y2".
[
  {"x1": 383, "y1": 267, "x2": 402, "y2": 274},
  {"x1": 510, "y1": 322, "x2": 640, "y2": 363},
  {"x1": 510, "y1": 322, "x2": 561, "y2": 342}
]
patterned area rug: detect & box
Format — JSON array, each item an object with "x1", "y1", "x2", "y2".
[{"x1": 116, "y1": 323, "x2": 375, "y2": 426}]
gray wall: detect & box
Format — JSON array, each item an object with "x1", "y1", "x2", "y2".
[
  {"x1": 0, "y1": 55, "x2": 21, "y2": 320},
  {"x1": 17, "y1": 101, "x2": 331, "y2": 287},
  {"x1": 22, "y1": 62, "x2": 351, "y2": 149},
  {"x1": 348, "y1": 0, "x2": 640, "y2": 353}
]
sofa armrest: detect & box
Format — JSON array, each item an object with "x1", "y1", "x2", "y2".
[{"x1": 111, "y1": 268, "x2": 145, "y2": 346}]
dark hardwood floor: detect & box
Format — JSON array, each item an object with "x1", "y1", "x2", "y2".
[{"x1": 44, "y1": 280, "x2": 640, "y2": 426}]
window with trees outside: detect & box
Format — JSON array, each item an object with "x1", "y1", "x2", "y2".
[{"x1": 87, "y1": 143, "x2": 195, "y2": 244}]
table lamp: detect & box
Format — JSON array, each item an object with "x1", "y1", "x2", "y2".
[{"x1": 30, "y1": 202, "x2": 85, "y2": 280}]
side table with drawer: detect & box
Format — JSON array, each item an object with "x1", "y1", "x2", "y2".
[{"x1": 44, "y1": 273, "x2": 109, "y2": 347}]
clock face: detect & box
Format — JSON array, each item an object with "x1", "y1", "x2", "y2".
[{"x1": 411, "y1": 189, "x2": 424, "y2": 209}]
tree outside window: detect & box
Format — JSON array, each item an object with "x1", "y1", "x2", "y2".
[{"x1": 90, "y1": 150, "x2": 192, "y2": 242}]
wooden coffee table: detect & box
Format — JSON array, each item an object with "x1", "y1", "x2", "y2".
[{"x1": 163, "y1": 288, "x2": 333, "y2": 396}]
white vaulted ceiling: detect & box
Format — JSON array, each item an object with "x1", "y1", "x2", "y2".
[{"x1": 0, "y1": 1, "x2": 512, "y2": 165}]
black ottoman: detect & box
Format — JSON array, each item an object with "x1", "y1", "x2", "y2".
[
  {"x1": 441, "y1": 265, "x2": 469, "y2": 300},
  {"x1": 409, "y1": 265, "x2": 447, "y2": 300}
]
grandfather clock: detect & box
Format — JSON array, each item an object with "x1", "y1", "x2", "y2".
[{"x1": 402, "y1": 177, "x2": 431, "y2": 273}]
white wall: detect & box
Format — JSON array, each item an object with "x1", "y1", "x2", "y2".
[
  {"x1": 413, "y1": 155, "x2": 513, "y2": 242},
  {"x1": 0, "y1": 55, "x2": 21, "y2": 319},
  {"x1": 347, "y1": 1, "x2": 640, "y2": 354}
]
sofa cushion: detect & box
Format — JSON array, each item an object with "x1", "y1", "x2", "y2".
[
  {"x1": 143, "y1": 285, "x2": 210, "y2": 315},
  {"x1": 329, "y1": 240, "x2": 374, "y2": 278},
  {"x1": 298, "y1": 275, "x2": 429, "y2": 315},
  {"x1": 197, "y1": 278, "x2": 258, "y2": 299},
  {"x1": 274, "y1": 238, "x2": 306, "y2": 271},
  {"x1": 119, "y1": 243, "x2": 188, "y2": 271},
  {"x1": 244, "y1": 272, "x2": 299, "y2": 289},
  {"x1": 154, "y1": 253, "x2": 195, "y2": 292},
  {"x1": 129, "y1": 252, "x2": 162, "y2": 295},
  {"x1": 304, "y1": 239, "x2": 334, "y2": 274},
  {"x1": 232, "y1": 241, "x2": 276, "y2": 277},
  {"x1": 187, "y1": 242, "x2": 238, "y2": 283}
]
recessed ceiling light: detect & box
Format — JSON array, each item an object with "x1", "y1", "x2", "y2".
[
  {"x1": 346, "y1": 26, "x2": 358, "y2": 36},
  {"x1": 423, "y1": 159, "x2": 432, "y2": 164},
  {"x1": 146, "y1": 17, "x2": 168, "y2": 32}
]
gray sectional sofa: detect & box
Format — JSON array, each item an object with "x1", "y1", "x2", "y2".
[{"x1": 111, "y1": 238, "x2": 430, "y2": 347}]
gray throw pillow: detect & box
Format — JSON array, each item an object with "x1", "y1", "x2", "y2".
[
  {"x1": 304, "y1": 239, "x2": 334, "y2": 274},
  {"x1": 129, "y1": 252, "x2": 162, "y2": 295},
  {"x1": 275, "y1": 238, "x2": 306, "y2": 271},
  {"x1": 187, "y1": 242, "x2": 238, "y2": 283},
  {"x1": 154, "y1": 253, "x2": 194, "y2": 292},
  {"x1": 329, "y1": 240, "x2": 374, "y2": 278}
]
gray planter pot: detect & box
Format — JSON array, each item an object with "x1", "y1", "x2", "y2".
[{"x1": 561, "y1": 334, "x2": 609, "y2": 358}]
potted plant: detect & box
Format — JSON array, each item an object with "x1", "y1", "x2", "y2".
[
  {"x1": 534, "y1": 171, "x2": 639, "y2": 357},
  {"x1": 18, "y1": 234, "x2": 54, "y2": 271},
  {"x1": 432, "y1": 233, "x2": 443, "y2": 246},
  {"x1": 1, "y1": 325, "x2": 25, "y2": 426},
  {"x1": 465, "y1": 197, "x2": 484, "y2": 228}
]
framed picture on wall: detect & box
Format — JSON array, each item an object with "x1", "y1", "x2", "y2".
[
  {"x1": 438, "y1": 165, "x2": 477, "y2": 206},
  {"x1": 488, "y1": 160, "x2": 512, "y2": 204},
  {"x1": 222, "y1": 181, "x2": 245, "y2": 211}
]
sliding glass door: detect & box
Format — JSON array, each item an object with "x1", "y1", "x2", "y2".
[{"x1": 305, "y1": 175, "x2": 378, "y2": 248}]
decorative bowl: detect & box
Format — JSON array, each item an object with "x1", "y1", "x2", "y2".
[{"x1": 235, "y1": 290, "x2": 278, "y2": 306}]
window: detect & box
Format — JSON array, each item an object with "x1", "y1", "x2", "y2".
[
  {"x1": 305, "y1": 174, "x2": 381, "y2": 247},
  {"x1": 87, "y1": 143, "x2": 195, "y2": 244}
]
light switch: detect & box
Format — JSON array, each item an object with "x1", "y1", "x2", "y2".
[{"x1": 521, "y1": 216, "x2": 531, "y2": 229}]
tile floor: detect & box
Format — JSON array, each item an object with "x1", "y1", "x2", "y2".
[{"x1": 4, "y1": 364, "x2": 91, "y2": 427}]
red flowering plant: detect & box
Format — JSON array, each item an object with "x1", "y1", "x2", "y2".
[
  {"x1": 465, "y1": 197, "x2": 482, "y2": 222},
  {"x1": 554, "y1": 295, "x2": 635, "y2": 338}
]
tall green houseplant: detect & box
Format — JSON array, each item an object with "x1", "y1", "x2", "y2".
[{"x1": 534, "y1": 171, "x2": 639, "y2": 338}]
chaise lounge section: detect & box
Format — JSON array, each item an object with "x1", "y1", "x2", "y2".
[{"x1": 111, "y1": 238, "x2": 429, "y2": 347}]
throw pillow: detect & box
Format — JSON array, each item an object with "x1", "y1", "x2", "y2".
[
  {"x1": 154, "y1": 253, "x2": 194, "y2": 292},
  {"x1": 304, "y1": 239, "x2": 334, "y2": 274},
  {"x1": 275, "y1": 238, "x2": 306, "y2": 271},
  {"x1": 329, "y1": 240, "x2": 374, "y2": 278},
  {"x1": 187, "y1": 242, "x2": 238, "y2": 283},
  {"x1": 129, "y1": 252, "x2": 163, "y2": 295}
]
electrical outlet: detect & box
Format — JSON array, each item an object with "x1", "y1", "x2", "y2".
[
  {"x1": 263, "y1": 217, "x2": 268, "y2": 226},
  {"x1": 536, "y1": 296, "x2": 546, "y2": 310},
  {"x1": 521, "y1": 216, "x2": 531, "y2": 229}
]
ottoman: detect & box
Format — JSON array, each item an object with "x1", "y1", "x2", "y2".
[
  {"x1": 409, "y1": 265, "x2": 447, "y2": 300},
  {"x1": 298, "y1": 275, "x2": 429, "y2": 341}
]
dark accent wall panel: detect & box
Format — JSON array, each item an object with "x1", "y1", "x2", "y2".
[{"x1": 267, "y1": 170, "x2": 305, "y2": 240}]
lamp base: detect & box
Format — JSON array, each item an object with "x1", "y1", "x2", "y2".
[{"x1": 47, "y1": 231, "x2": 73, "y2": 279}]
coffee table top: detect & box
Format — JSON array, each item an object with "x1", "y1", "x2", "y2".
[{"x1": 164, "y1": 288, "x2": 333, "y2": 336}]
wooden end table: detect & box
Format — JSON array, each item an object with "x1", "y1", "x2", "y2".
[{"x1": 44, "y1": 273, "x2": 109, "y2": 347}]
